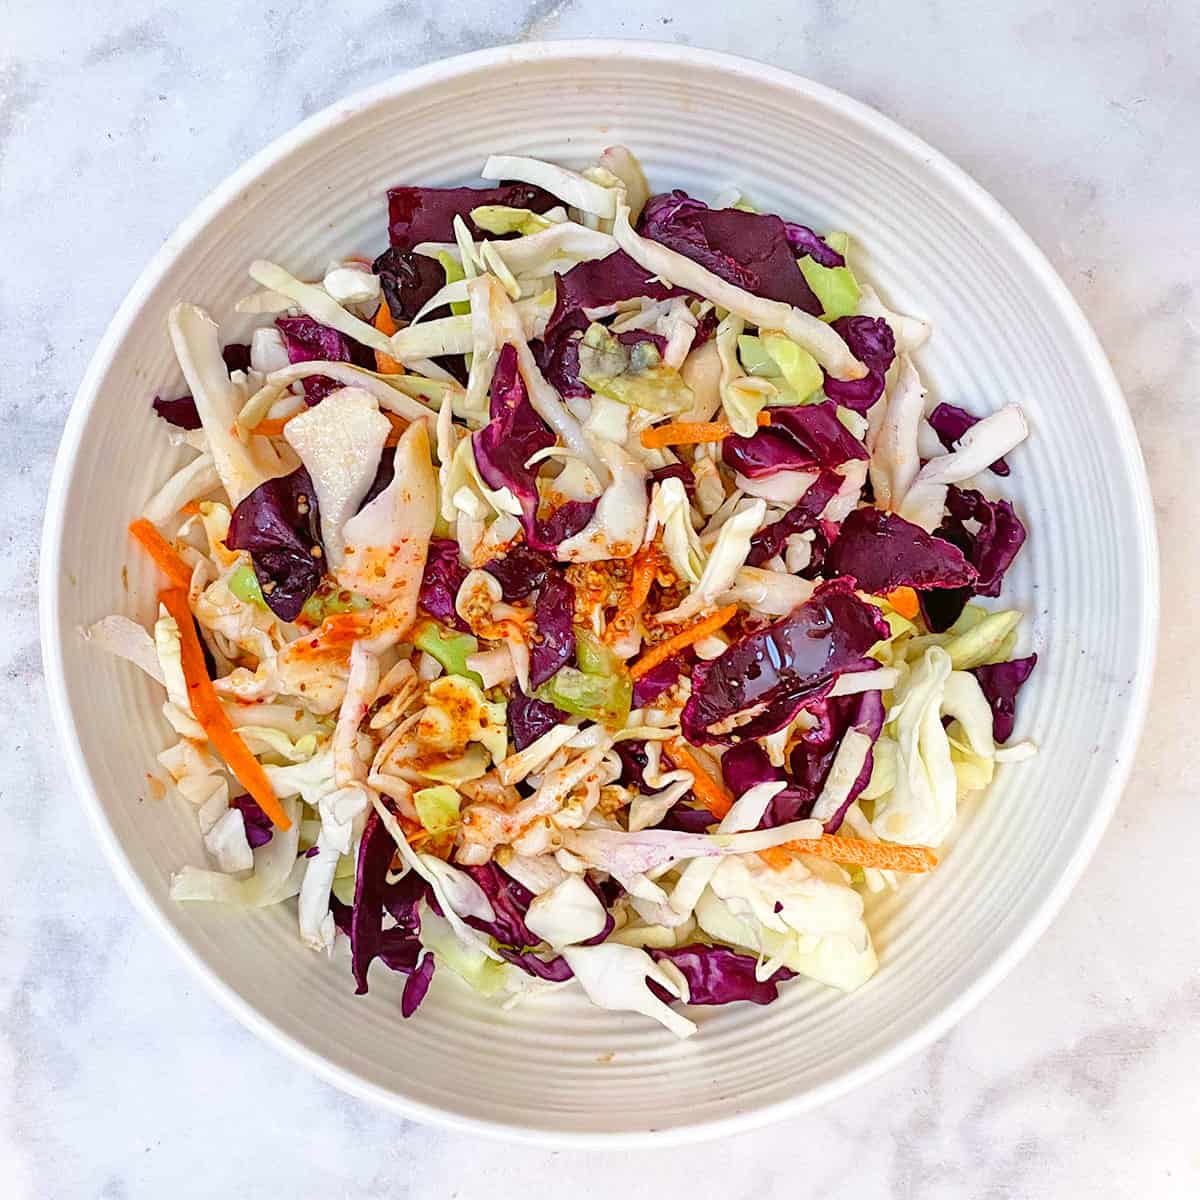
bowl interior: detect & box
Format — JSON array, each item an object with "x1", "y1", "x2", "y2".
[{"x1": 42, "y1": 42, "x2": 1156, "y2": 1144}]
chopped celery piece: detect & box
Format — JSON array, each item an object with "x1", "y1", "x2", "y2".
[
  {"x1": 469, "y1": 205, "x2": 553, "y2": 236},
  {"x1": 436, "y1": 251, "x2": 470, "y2": 316},
  {"x1": 414, "y1": 784, "x2": 461, "y2": 834},
  {"x1": 536, "y1": 656, "x2": 632, "y2": 728},
  {"x1": 300, "y1": 581, "x2": 371, "y2": 624},
  {"x1": 575, "y1": 627, "x2": 623, "y2": 676},
  {"x1": 228, "y1": 564, "x2": 266, "y2": 608},
  {"x1": 736, "y1": 334, "x2": 781, "y2": 379},
  {"x1": 762, "y1": 333, "x2": 823, "y2": 402},
  {"x1": 797, "y1": 233, "x2": 861, "y2": 322},
  {"x1": 413, "y1": 620, "x2": 483, "y2": 686}
]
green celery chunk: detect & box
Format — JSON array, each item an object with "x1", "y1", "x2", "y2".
[
  {"x1": 300, "y1": 582, "x2": 371, "y2": 624},
  {"x1": 796, "y1": 232, "x2": 861, "y2": 321},
  {"x1": 537, "y1": 631, "x2": 632, "y2": 727},
  {"x1": 228, "y1": 564, "x2": 266, "y2": 608},
  {"x1": 413, "y1": 785, "x2": 462, "y2": 834},
  {"x1": 413, "y1": 620, "x2": 483, "y2": 686},
  {"x1": 436, "y1": 251, "x2": 470, "y2": 316}
]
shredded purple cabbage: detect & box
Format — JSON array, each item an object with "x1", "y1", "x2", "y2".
[
  {"x1": 746, "y1": 470, "x2": 841, "y2": 567},
  {"x1": 971, "y1": 655, "x2": 1038, "y2": 742},
  {"x1": 529, "y1": 570, "x2": 576, "y2": 689},
  {"x1": 723, "y1": 402, "x2": 868, "y2": 479},
  {"x1": 821, "y1": 316, "x2": 895, "y2": 412},
  {"x1": 928, "y1": 403, "x2": 1012, "y2": 476},
  {"x1": 826, "y1": 507, "x2": 978, "y2": 595},
  {"x1": 226, "y1": 465, "x2": 324, "y2": 622},
  {"x1": 463, "y1": 863, "x2": 573, "y2": 981},
  {"x1": 276, "y1": 315, "x2": 374, "y2": 405},
  {"x1": 482, "y1": 544, "x2": 552, "y2": 600},
  {"x1": 649, "y1": 945, "x2": 795, "y2": 1006},
  {"x1": 508, "y1": 689, "x2": 566, "y2": 751},
  {"x1": 640, "y1": 191, "x2": 821, "y2": 313},
  {"x1": 372, "y1": 246, "x2": 447, "y2": 323},
  {"x1": 419, "y1": 538, "x2": 470, "y2": 632},
  {"x1": 921, "y1": 487, "x2": 1028, "y2": 631},
  {"x1": 387, "y1": 183, "x2": 558, "y2": 248},
  {"x1": 230, "y1": 794, "x2": 273, "y2": 849},
  {"x1": 681, "y1": 579, "x2": 889, "y2": 745}
]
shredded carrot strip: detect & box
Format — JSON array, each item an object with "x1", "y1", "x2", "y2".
[
  {"x1": 128, "y1": 519, "x2": 193, "y2": 589},
  {"x1": 629, "y1": 604, "x2": 738, "y2": 680},
  {"x1": 626, "y1": 544, "x2": 661, "y2": 613},
  {"x1": 178, "y1": 501, "x2": 203, "y2": 517},
  {"x1": 373, "y1": 303, "x2": 404, "y2": 375},
  {"x1": 639, "y1": 412, "x2": 771, "y2": 449},
  {"x1": 158, "y1": 588, "x2": 291, "y2": 830},
  {"x1": 757, "y1": 846, "x2": 793, "y2": 871},
  {"x1": 383, "y1": 410, "x2": 409, "y2": 447},
  {"x1": 886, "y1": 586, "x2": 920, "y2": 620},
  {"x1": 666, "y1": 740, "x2": 733, "y2": 819},
  {"x1": 605, "y1": 544, "x2": 661, "y2": 641},
  {"x1": 777, "y1": 836, "x2": 938, "y2": 873},
  {"x1": 250, "y1": 414, "x2": 299, "y2": 438}
]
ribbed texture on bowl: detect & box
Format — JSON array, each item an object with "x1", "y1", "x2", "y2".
[{"x1": 41, "y1": 43, "x2": 1156, "y2": 1145}]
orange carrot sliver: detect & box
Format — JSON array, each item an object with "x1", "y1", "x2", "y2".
[
  {"x1": 757, "y1": 846, "x2": 793, "y2": 871},
  {"x1": 639, "y1": 412, "x2": 771, "y2": 450},
  {"x1": 606, "y1": 544, "x2": 660, "y2": 639},
  {"x1": 158, "y1": 588, "x2": 291, "y2": 831},
  {"x1": 666, "y1": 740, "x2": 733, "y2": 820},
  {"x1": 885, "y1": 586, "x2": 920, "y2": 620},
  {"x1": 128, "y1": 519, "x2": 193, "y2": 589},
  {"x1": 779, "y1": 836, "x2": 938, "y2": 873},
  {"x1": 250, "y1": 414, "x2": 297, "y2": 438},
  {"x1": 383, "y1": 410, "x2": 409, "y2": 447},
  {"x1": 373, "y1": 303, "x2": 404, "y2": 375},
  {"x1": 178, "y1": 501, "x2": 203, "y2": 517},
  {"x1": 629, "y1": 604, "x2": 737, "y2": 680}
]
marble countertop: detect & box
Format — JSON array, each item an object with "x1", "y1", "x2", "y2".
[{"x1": 4, "y1": 2, "x2": 1198, "y2": 1196}]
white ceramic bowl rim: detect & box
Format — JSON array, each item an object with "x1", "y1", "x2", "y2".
[{"x1": 40, "y1": 40, "x2": 1158, "y2": 1147}]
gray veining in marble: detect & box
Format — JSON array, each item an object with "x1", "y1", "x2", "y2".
[{"x1": 3, "y1": 1, "x2": 1198, "y2": 1196}]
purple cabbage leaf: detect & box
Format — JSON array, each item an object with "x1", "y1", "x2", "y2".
[
  {"x1": 529, "y1": 570, "x2": 576, "y2": 689},
  {"x1": 649, "y1": 944, "x2": 795, "y2": 1006},
  {"x1": 825, "y1": 507, "x2": 978, "y2": 595},
  {"x1": 639, "y1": 191, "x2": 821, "y2": 313},
  {"x1": 821, "y1": 316, "x2": 895, "y2": 412},
  {"x1": 508, "y1": 689, "x2": 567, "y2": 751},
  {"x1": 680, "y1": 579, "x2": 889, "y2": 745},
  {"x1": 276, "y1": 315, "x2": 374, "y2": 406},
  {"x1": 387, "y1": 182, "x2": 558, "y2": 249},
  {"x1": 746, "y1": 470, "x2": 841, "y2": 567},
  {"x1": 418, "y1": 538, "x2": 470, "y2": 632},
  {"x1": 920, "y1": 487, "x2": 1028, "y2": 631},
  {"x1": 971, "y1": 654, "x2": 1038, "y2": 743},
  {"x1": 722, "y1": 403, "x2": 868, "y2": 479},
  {"x1": 226, "y1": 465, "x2": 325, "y2": 622}
]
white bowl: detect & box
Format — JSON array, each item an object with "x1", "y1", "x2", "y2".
[{"x1": 40, "y1": 41, "x2": 1157, "y2": 1145}]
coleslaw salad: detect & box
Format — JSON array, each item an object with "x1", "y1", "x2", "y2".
[{"x1": 84, "y1": 144, "x2": 1041, "y2": 1038}]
